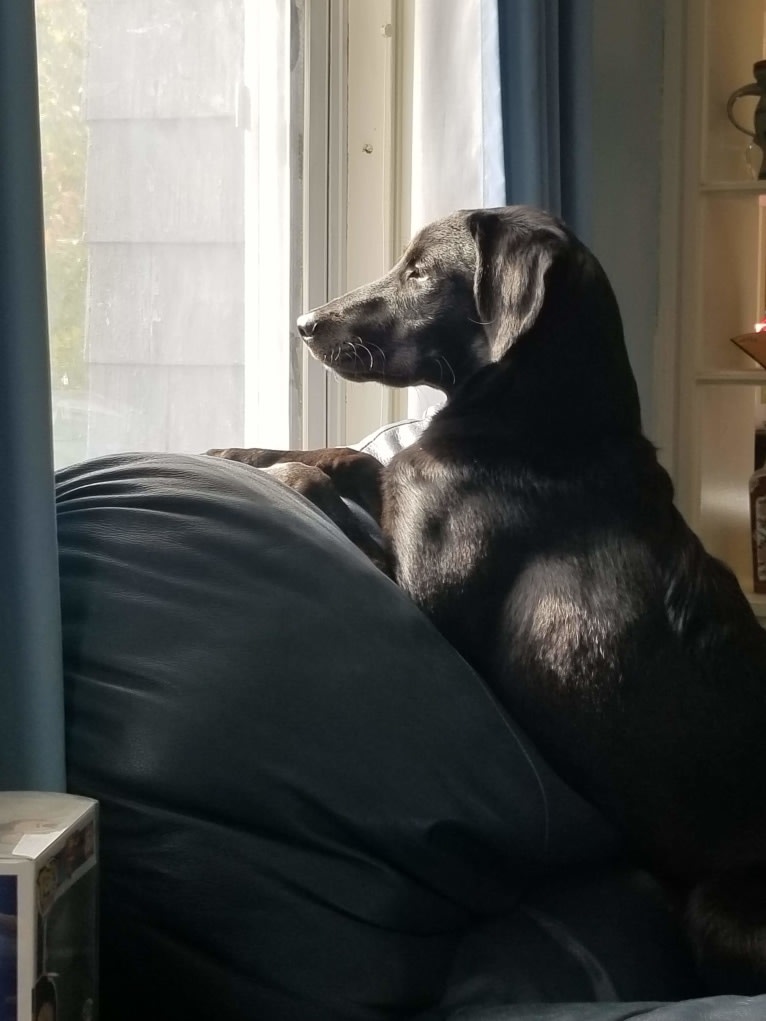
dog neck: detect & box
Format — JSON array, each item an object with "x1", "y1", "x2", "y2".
[{"x1": 430, "y1": 317, "x2": 643, "y2": 462}]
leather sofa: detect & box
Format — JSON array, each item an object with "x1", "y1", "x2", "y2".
[{"x1": 55, "y1": 448, "x2": 766, "y2": 1020}]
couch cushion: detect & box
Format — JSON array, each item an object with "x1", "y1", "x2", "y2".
[
  {"x1": 421, "y1": 995, "x2": 766, "y2": 1020},
  {"x1": 57, "y1": 452, "x2": 619, "y2": 1021},
  {"x1": 431, "y1": 868, "x2": 700, "y2": 1011}
]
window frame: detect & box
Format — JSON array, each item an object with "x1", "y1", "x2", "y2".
[
  {"x1": 301, "y1": 0, "x2": 347, "y2": 448},
  {"x1": 302, "y1": 0, "x2": 409, "y2": 449},
  {"x1": 38, "y1": 0, "x2": 409, "y2": 461}
]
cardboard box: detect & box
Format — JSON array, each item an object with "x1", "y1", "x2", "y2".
[{"x1": 0, "y1": 792, "x2": 98, "y2": 1021}]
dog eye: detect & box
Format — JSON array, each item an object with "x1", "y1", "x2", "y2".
[{"x1": 405, "y1": 264, "x2": 426, "y2": 281}]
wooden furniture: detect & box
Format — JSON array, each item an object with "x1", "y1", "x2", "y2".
[{"x1": 674, "y1": 0, "x2": 766, "y2": 620}]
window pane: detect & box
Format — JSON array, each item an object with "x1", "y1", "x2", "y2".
[{"x1": 36, "y1": 0, "x2": 302, "y2": 468}]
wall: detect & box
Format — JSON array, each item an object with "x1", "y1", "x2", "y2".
[{"x1": 591, "y1": 0, "x2": 666, "y2": 444}]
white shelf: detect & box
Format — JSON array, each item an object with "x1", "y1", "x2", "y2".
[
  {"x1": 700, "y1": 180, "x2": 766, "y2": 193},
  {"x1": 674, "y1": 1, "x2": 766, "y2": 629},
  {"x1": 746, "y1": 589, "x2": 766, "y2": 620},
  {"x1": 696, "y1": 370, "x2": 766, "y2": 384}
]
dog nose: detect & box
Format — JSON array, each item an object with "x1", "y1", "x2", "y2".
[{"x1": 297, "y1": 312, "x2": 317, "y2": 340}]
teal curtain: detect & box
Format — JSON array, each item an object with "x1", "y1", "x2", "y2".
[
  {"x1": 497, "y1": 0, "x2": 593, "y2": 241},
  {"x1": 0, "y1": 1, "x2": 66, "y2": 790}
]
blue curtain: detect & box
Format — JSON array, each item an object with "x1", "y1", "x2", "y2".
[
  {"x1": 0, "y1": 1, "x2": 66, "y2": 790},
  {"x1": 497, "y1": 0, "x2": 593, "y2": 242}
]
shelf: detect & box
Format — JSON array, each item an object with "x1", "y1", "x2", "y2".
[
  {"x1": 696, "y1": 370, "x2": 766, "y2": 384},
  {"x1": 745, "y1": 588, "x2": 766, "y2": 620},
  {"x1": 700, "y1": 181, "x2": 766, "y2": 193},
  {"x1": 682, "y1": 0, "x2": 766, "y2": 629}
]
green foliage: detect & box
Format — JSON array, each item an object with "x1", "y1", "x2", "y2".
[{"x1": 36, "y1": 0, "x2": 87, "y2": 392}]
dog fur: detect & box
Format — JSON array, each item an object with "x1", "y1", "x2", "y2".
[{"x1": 217, "y1": 206, "x2": 766, "y2": 987}]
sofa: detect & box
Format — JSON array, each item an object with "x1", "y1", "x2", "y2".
[{"x1": 55, "y1": 444, "x2": 766, "y2": 1020}]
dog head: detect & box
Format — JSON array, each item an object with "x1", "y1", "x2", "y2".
[
  {"x1": 298, "y1": 205, "x2": 640, "y2": 430},
  {"x1": 297, "y1": 212, "x2": 485, "y2": 390}
]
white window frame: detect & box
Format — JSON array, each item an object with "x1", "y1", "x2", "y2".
[
  {"x1": 44, "y1": 0, "x2": 409, "y2": 459},
  {"x1": 301, "y1": 0, "x2": 347, "y2": 447},
  {"x1": 302, "y1": 0, "x2": 409, "y2": 449}
]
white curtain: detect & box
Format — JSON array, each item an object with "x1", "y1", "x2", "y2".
[{"x1": 407, "y1": 0, "x2": 506, "y2": 417}]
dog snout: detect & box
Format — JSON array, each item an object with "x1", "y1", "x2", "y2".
[{"x1": 297, "y1": 312, "x2": 318, "y2": 341}]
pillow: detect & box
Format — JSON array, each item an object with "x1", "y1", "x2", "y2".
[{"x1": 57, "y1": 452, "x2": 618, "y2": 1021}]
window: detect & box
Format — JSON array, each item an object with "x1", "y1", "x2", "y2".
[
  {"x1": 36, "y1": 0, "x2": 494, "y2": 465},
  {"x1": 37, "y1": 0, "x2": 339, "y2": 467}
]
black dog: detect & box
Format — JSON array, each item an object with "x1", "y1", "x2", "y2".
[{"x1": 213, "y1": 206, "x2": 766, "y2": 987}]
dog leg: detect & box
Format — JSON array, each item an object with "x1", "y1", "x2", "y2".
[
  {"x1": 207, "y1": 446, "x2": 393, "y2": 576},
  {"x1": 206, "y1": 446, "x2": 384, "y2": 523},
  {"x1": 260, "y1": 462, "x2": 393, "y2": 577}
]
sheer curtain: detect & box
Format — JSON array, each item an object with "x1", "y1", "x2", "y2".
[
  {"x1": 406, "y1": 0, "x2": 506, "y2": 418},
  {"x1": 404, "y1": 0, "x2": 593, "y2": 418}
]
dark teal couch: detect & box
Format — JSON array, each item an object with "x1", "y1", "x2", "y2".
[{"x1": 55, "y1": 450, "x2": 766, "y2": 1020}]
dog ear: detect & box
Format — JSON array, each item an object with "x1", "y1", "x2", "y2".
[{"x1": 468, "y1": 210, "x2": 554, "y2": 361}]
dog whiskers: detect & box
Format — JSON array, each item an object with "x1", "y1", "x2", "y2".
[
  {"x1": 431, "y1": 356, "x2": 456, "y2": 387},
  {"x1": 364, "y1": 341, "x2": 387, "y2": 365},
  {"x1": 360, "y1": 344, "x2": 375, "y2": 371},
  {"x1": 351, "y1": 336, "x2": 376, "y2": 371},
  {"x1": 440, "y1": 356, "x2": 456, "y2": 386},
  {"x1": 468, "y1": 316, "x2": 496, "y2": 327}
]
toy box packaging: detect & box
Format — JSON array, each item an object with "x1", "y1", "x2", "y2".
[{"x1": 0, "y1": 792, "x2": 98, "y2": 1021}]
